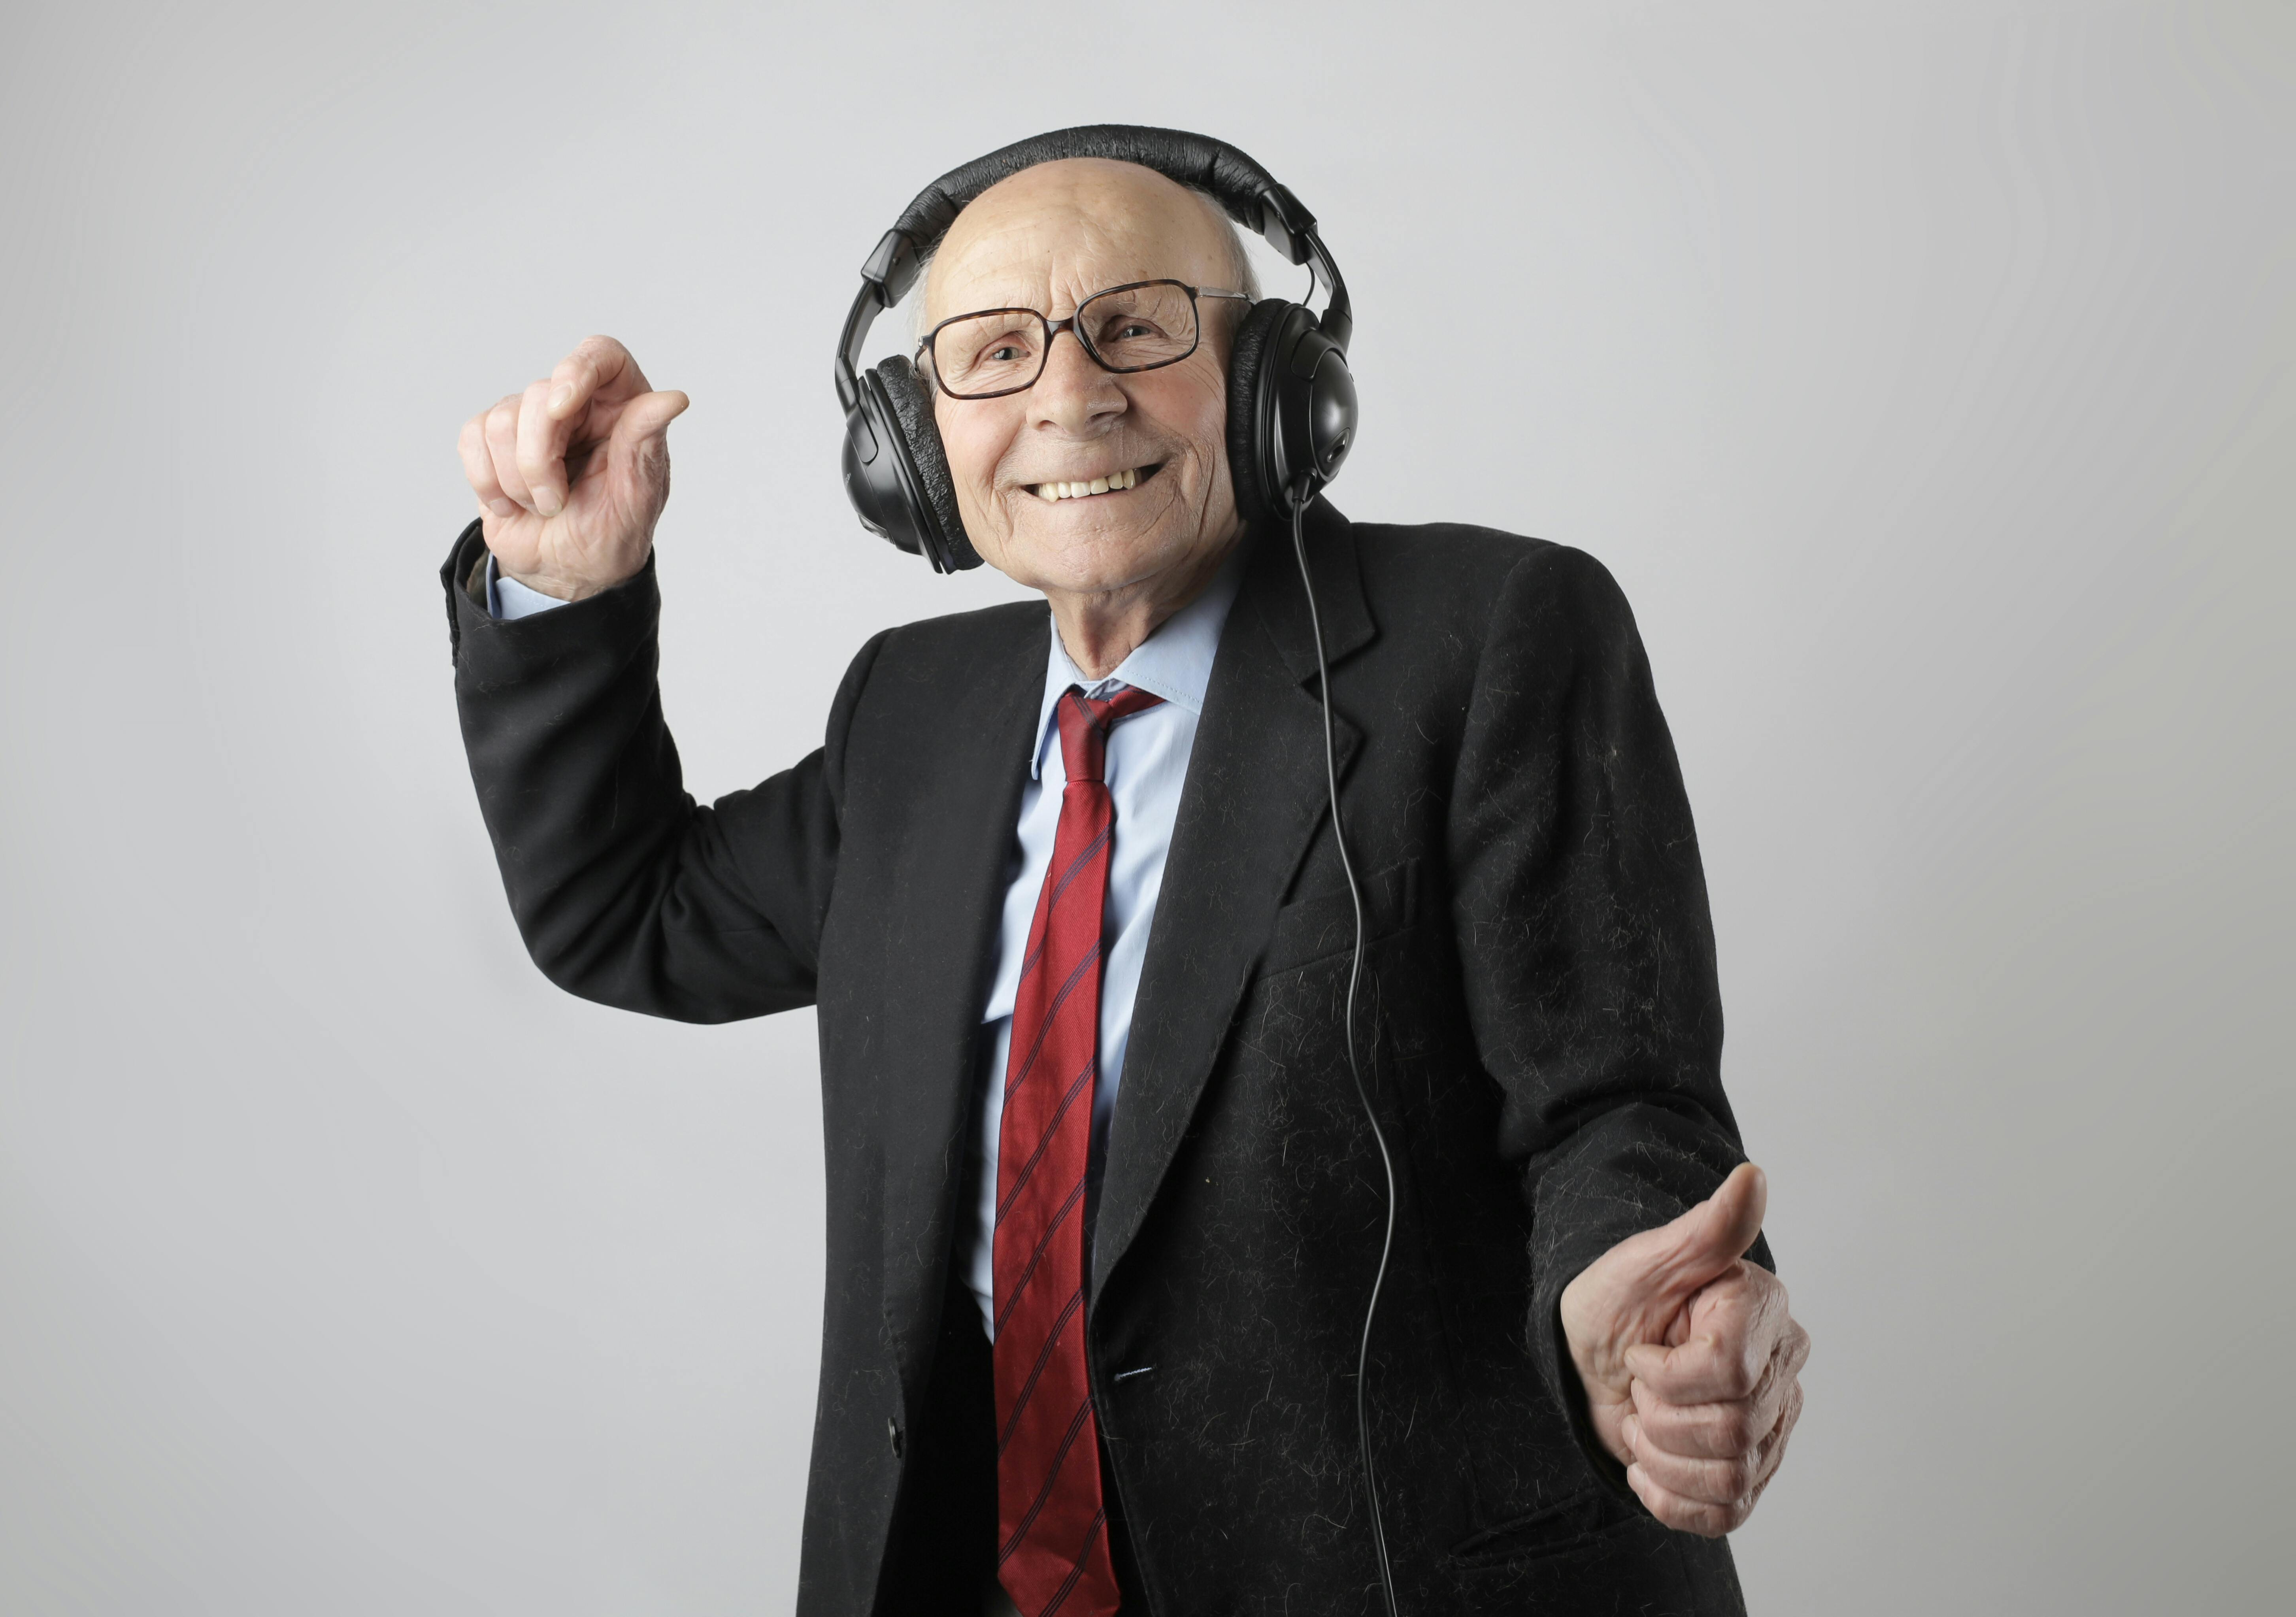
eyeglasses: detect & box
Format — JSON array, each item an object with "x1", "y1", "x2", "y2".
[{"x1": 917, "y1": 279, "x2": 1251, "y2": 400}]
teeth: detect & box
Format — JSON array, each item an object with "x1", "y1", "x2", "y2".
[{"x1": 1034, "y1": 467, "x2": 1141, "y2": 500}]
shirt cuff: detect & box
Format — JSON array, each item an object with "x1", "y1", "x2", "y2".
[{"x1": 486, "y1": 555, "x2": 572, "y2": 620}]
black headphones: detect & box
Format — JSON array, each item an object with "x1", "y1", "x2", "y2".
[{"x1": 835, "y1": 125, "x2": 1359, "y2": 572}]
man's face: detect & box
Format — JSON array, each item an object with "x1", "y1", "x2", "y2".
[{"x1": 925, "y1": 159, "x2": 1245, "y2": 603}]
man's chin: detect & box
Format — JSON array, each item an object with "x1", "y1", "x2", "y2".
[{"x1": 992, "y1": 513, "x2": 1189, "y2": 598}]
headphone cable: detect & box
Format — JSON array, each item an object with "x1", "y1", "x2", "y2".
[{"x1": 1289, "y1": 487, "x2": 1401, "y2": 1617}]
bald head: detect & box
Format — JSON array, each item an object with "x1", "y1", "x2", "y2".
[{"x1": 922, "y1": 158, "x2": 1256, "y2": 332}]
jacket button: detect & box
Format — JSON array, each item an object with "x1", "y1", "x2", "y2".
[{"x1": 887, "y1": 1416, "x2": 903, "y2": 1458}]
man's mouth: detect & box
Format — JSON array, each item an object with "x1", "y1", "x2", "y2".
[{"x1": 1030, "y1": 462, "x2": 1162, "y2": 502}]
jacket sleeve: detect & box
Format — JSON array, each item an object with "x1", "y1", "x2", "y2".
[
  {"x1": 441, "y1": 520, "x2": 881, "y2": 1023},
  {"x1": 1445, "y1": 541, "x2": 1772, "y2": 1493}
]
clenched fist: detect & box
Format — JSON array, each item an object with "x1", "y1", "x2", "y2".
[
  {"x1": 1559, "y1": 1163, "x2": 1809, "y2": 1536},
  {"x1": 457, "y1": 336, "x2": 689, "y2": 602}
]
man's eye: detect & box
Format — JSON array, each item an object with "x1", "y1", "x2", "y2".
[
  {"x1": 1111, "y1": 321, "x2": 1155, "y2": 341},
  {"x1": 986, "y1": 344, "x2": 1025, "y2": 362}
]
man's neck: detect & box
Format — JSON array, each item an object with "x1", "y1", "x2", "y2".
[{"x1": 1045, "y1": 530, "x2": 1243, "y2": 680}]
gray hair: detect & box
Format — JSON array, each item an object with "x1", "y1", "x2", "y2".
[
  {"x1": 1199, "y1": 188, "x2": 1264, "y2": 302},
  {"x1": 907, "y1": 185, "x2": 1261, "y2": 345}
]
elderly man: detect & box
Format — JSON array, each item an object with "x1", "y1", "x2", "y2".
[{"x1": 445, "y1": 128, "x2": 1807, "y2": 1617}]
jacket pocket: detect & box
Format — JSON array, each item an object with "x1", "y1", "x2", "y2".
[
  {"x1": 1447, "y1": 1487, "x2": 1640, "y2": 1568},
  {"x1": 1256, "y1": 856, "x2": 1423, "y2": 978}
]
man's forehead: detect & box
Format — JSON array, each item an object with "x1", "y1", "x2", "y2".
[{"x1": 924, "y1": 158, "x2": 1232, "y2": 315}]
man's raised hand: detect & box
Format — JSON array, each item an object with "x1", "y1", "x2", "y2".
[
  {"x1": 456, "y1": 336, "x2": 689, "y2": 601},
  {"x1": 1557, "y1": 1164, "x2": 1810, "y2": 1537}
]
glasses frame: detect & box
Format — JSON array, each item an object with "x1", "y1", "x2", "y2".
[{"x1": 916, "y1": 279, "x2": 1253, "y2": 400}]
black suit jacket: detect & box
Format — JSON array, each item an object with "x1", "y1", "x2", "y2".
[{"x1": 442, "y1": 501, "x2": 1768, "y2": 1615}]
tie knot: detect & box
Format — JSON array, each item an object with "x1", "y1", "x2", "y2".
[{"x1": 1055, "y1": 685, "x2": 1165, "y2": 785}]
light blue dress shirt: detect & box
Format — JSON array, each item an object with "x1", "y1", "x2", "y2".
[
  {"x1": 486, "y1": 560, "x2": 570, "y2": 621},
  {"x1": 484, "y1": 553, "x2": 1242, "y2": 1338}
]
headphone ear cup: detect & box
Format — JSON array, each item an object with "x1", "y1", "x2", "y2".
[
  {"x1": 872, "y1": 355, "x2": 980, "y2": 571},
  {"x1": 1225, "y1": 298, "x2": 1294, "y2": 526}
]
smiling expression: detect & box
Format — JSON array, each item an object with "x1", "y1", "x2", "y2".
[{"x1": 925, "y1": 159, "x2": 1248, "y2": 605}]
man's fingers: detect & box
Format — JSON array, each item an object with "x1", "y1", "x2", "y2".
[
  {"x1": 1624, "y1": 1319, "x2": 1762, "y2": 1404},
  {"x1": 1750, "y1": 1375, "x2": 1804, "y2": 1496},
  {"x1": 455, "y1": 340, "x2": 667, "y2": 588},
  {"x1": 516, "y1": 376, "x2": 573, "y2": 517},
  {"x1": 1624, "y1": 1461, "x2": 1749, "y2": 1539},
  {"x1": 613, "y1": 388, "x2": 690, "y2": 447},
  {"x1": 1622, "y1": 1417, "x2": 1762, "y2": 1507},
  {"x1": 1623, "y1": 1267, "x2": 1793, "y2": 1403},
  {"x1": 1620, "y1": 1323, "x2": 1805, "y2": 1537},
  {"x1": 548, "y1": 335, "x2": 645, "y2": 420},
  {"x1": 1623, "y1": 1378, "x2": 1797, "y2": 1533},
  {"x1": 1630, "y1": 1319, "x2": 1807, "y2": 1458},
  {"x1": 458, "y1": 412, "x2": 517, "y2": 517},
  {"x1": 603, "y1": 388, "x2": 690, "y2": 496},
  {"x1": 1629, "y1": 1386, "x2": 1773, "y2": 1463},
  {"x1": 483, "y1": 393, "x2": 536, "y2": 511}
]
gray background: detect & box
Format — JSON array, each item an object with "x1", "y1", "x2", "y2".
[{"x1": 2, "y1": 1, "x2": 2287, "y2": 1611}]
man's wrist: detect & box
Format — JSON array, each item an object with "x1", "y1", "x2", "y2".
[
  {"x1": 496, "y1": 560, "x2": 582, "y2": 600},
  {"x1": 488, "y1": 555, "x2": 575, "y2": 620}
]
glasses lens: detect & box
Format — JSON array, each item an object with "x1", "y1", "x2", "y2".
[
  {"x1": 1078, "y1": 282, "x2": 1198, "y2": 372},
  {"x1": 930, "y1": 310, "x2": 1047, "y2": 396}
]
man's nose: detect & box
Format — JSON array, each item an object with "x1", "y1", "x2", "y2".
[{"x1": 1029, "y1": 329, "x2": 1124, "y2": 434}]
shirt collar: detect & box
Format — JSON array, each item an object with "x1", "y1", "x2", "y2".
[{"x1": 1028, "y1": 546, "x2": 1245, "y2": 780}]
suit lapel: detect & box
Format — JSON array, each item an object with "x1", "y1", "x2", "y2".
[
  {"x1": 1092, "y1": 500, "x2": 1375, "y2": 1301},
  {"x1": 878, "y1": 609, "x2": 1047, "y2": 1398}
]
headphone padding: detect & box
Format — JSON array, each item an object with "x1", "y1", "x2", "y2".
[
  {"x1": 1226, "y1": 298, "x2": 1292, "y2": 525},
  {"x1": 873, "y1": 355, "x2": 976, "y2": 569}
]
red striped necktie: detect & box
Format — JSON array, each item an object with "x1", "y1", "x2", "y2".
[{"x1": 994, "y1": 684, "x2": 1165, "y2": 1617}]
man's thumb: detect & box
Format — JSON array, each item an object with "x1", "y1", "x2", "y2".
[
  {"x1": 613, "y1": 389, "x2": 690, "y2": 451},
  {"x1": 1644, "y1": 1162, "x2": 1768, "y2": 1297}
]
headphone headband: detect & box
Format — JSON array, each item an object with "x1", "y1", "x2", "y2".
[
  {"x1": 836, "y1": 125, "x2": 1349, "y2": 415},
  {"x1": 896, "y1": 126, "x2": 1286, "y2": 260}
]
